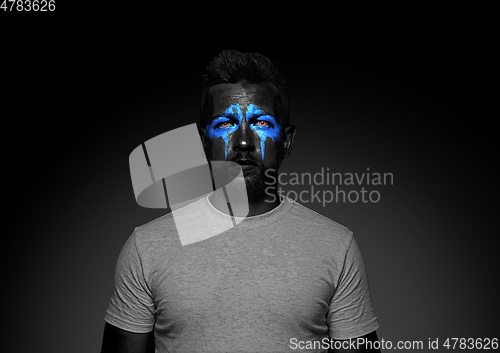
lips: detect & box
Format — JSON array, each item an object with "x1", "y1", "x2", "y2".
[{"x1": 236, "y1": 159, "x2": 257, "y2": 166}]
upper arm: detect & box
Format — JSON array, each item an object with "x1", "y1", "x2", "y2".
[
  {"x1": 328, "y1": 236, "x2": 379, "y2": 339},
  {"x1": 329, "y1": 330, "x2": 381, "y2": 353},
  {"x1": 104, "y1": 231, "x2": 156, "y2": 336},
  {"x1": 100, "y1": 322, "x2": 155, "y2": 353},
  {"x1": 101, "y1": 233, "x2": 155, "y2": 352}
]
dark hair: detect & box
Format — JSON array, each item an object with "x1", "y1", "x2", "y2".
[{"x1": 200, "y1": 50, "x2": 289, "y2": 127}]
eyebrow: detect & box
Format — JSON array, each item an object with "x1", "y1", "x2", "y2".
[
  {"x1": 211, "y1": 114, "x2": 237, "y2": 120},
  {"x1": 248, "y1": 112, "x2": 274, "y2": 119},
  {"x1": 211, "y1": 115, "x2": 232, "y2": 120},
  {"x1": 211, "y1": 111, "x2": 274, "y2": 120}
]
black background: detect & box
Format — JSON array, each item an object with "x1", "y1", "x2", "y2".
[{"x1": 2, "y1": 11, "x2": 497, "y2": 353}]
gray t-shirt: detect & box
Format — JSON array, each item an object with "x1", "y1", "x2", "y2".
[{"x1": 105, "y1": 196, "x2": 379, "y2": 352}]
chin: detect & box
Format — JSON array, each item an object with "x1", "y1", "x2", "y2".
[{"x1": 244, "y1": 177, "x2": 265, "y2": 197}]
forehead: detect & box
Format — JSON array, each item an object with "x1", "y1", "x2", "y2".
[{"x1": 209, "y1": 82, "x2": 276, "y2": 117}]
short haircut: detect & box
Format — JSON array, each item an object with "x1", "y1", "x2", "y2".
[{"x1": 200, "y1": 50, "x2": 289, "y2": 127}]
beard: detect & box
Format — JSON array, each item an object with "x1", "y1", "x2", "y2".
[
  {"x1": 240, "y1": 156, "x2": 282, "y2": 203},
  {"x1": 206, "y1": 143, "x2": 284, "y2": 203},
  {"x1": 243, "y1": 166, "x2": 267, "y2": 202}
]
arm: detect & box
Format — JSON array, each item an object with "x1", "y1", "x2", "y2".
[
  {"x1": 102, "y1": 231, "x2": 156, "y2": 352},
  {"x1": 328, "y1": 236, "x2": 380, "y2": 351},
  {"x1": 100, "y1": 322, "x2": 155, "y2": 353},
  {"x1": 329, "y1": 330, "x2": 381, "y2": 352}
]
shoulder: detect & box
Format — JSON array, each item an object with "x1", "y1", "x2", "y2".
[
  {"x1": 131, "y1": 199, "x2": 206, "y2": 251},
  {"x1": 284, "y1": 197, "x2": 354, "y2": 247},
  {"x1": 287, "y1": 197, "x2": 353, "y2": 236},
  {"x1": 135, "y1": 211, "x2": 176, "y2": 238},
  {"x1": 132, "y1": 212, "x2": 176, "y2": 248}
]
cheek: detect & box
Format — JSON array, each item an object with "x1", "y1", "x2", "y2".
[
  {"x1": 262, "y1": 138, "x2": 283, "y2": 164},
  {"x1": 207, "y1": 137, "x2": 229, "y2": 160},
  {"x1": 207, "y1": 125, "x2": 234, "y2": 160},
  {"x1": 255, "y1": 127, "x2": 282, "y2": 161}
]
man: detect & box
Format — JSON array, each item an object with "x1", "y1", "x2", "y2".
[{"x1": 101, "y1": 50, "x2": 380, "y2": 352}]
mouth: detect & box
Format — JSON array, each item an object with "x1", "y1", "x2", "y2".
[
  {"x1": 233, "y1": 160, "x2": 259, "y2": 174},
  {"x1": 236, "y1": 159, "x2": 257, "y2": 166}
]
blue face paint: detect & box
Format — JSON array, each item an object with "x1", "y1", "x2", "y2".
[
  {"x1": 206, "y1": 104, "x2": 241, "y2": 160},
  {"x1": 246, "y1": 104, "x2": 281, "y2": 160},
  {"x1": 206, "y1": 103, "x2": 281, "y2": 160}
]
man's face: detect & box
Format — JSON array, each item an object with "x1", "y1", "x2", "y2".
[{"x1": 200, "y1": 82, "x2": 294, "y2": 200}]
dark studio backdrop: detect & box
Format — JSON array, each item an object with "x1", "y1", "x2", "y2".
[{"x1": 3, "y1": 21, "x2": 497, "y2": 353}]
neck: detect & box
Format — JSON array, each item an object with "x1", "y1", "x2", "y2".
[{"x1": 208, "y1": 187, "x2": 281, "y2": 217}]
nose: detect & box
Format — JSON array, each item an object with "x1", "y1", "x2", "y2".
[{"x1": 231, "y1": 118, "x2": 255, "y2": 152}]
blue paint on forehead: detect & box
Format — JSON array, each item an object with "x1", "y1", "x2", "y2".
[{"x1": 206, "y1": 104, "x2": 281, "y2": 160}]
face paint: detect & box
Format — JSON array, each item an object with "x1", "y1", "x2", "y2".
[
  {"x1": 206, "y1": 104, "x2": 242, "y2": 160},
  {"x1": 246, "y1": 104, "x2": 281, "y2": 160},
  {"x1": 206, "y1": 104, "x2": 281, "y2": 160}
]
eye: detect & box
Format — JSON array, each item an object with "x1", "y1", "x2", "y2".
[
  {"x1": 255, "y1": 121, "x2": 271, "y2": 127},
  {"x1": 217, "y1": 121, "x2": 234, "y2": 128}
]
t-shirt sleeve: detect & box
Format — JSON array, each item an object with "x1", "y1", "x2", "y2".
[
  {"x1": 104, "y1": 230, "x2": 155, "y2": 333},
  {"x1": 328, "y1": 234, "x2": 379, "y2": 339}
]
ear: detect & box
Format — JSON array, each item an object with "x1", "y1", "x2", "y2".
[{"x1": 282, "y1": 125, "x2": 296, "y2": 159}]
